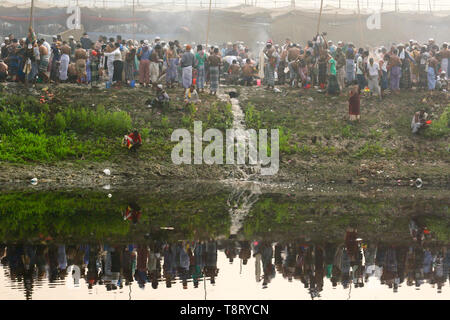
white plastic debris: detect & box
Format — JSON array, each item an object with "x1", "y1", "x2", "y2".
[
  {"x1": 307, "y1": 187, "x2": 313, "y2": 191},
  {"x1": 160, "y1": 227, "x2": 174, "y2": 230},
  {"x1": 307, "y1": 97, "x2": 314, "y2": 102},
  {"x1": 274, "y1": 87, "x2": 282, "y2": 93},
  {"x1": 107, "y1": 193, "x2": 112, "y2": 198},
  {"x1": 103, "y1": 169, "x2": 111, "y2": 176},
  {"x1": 103, "y1": 184, "x2": 111, "y2": 190},
  {"x1": 30, "y1": 177, "x2": 38, "y2": 185},
  {"x1": 415, "y1": 178, "x2": 423, "y2": 188}
]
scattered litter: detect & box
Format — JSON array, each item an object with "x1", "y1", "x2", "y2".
[
  {"x1": 305, "y1": 220, "x2": 313, "y2": 224},
  {"x1": 107, "y1": 193, "x2": 112, "y2": 198},
  {"x1": 307, "y1": 97, "x2": 314, "y2": 102},
  {"x1": 307, "y1": 187, "x2": 313, "y2": 191},
  {"x1": 103, "y1": 169, "x2": 111, "y2": 176},
  {"x1": 160, "y1": 227, "x2": 174, "y2": 230},
  {"x1": 30, "y1": 177, "x2": 38, "y2": 185},
  {"x1": 274, "y1": 87, "x2": 282, "y2": 93},
  {"x1": 103, "y1": 184, "x2": 111, "y2": 190}
]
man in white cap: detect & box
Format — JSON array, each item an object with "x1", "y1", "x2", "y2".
[
  {"x1": 153, "y1": 36, "x2": 161, "y2": 48},
  {"x1": 436, "y1": 70, "x2": 448, "y2": 91},
  {"x1": 149, "y1": 83, "x2": 170, "y2": 108}
]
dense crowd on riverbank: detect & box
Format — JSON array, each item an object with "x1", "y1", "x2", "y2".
[{"x1": 1, "y1": 29, "x2": 449, "y2": 97}]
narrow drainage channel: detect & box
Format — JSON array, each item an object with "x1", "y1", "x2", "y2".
[{"x1": 217, "y1": 87, "x2": 262, "y2": 238}]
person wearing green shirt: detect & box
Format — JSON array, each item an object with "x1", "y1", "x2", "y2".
[
  {"x1": 195, "y1": 44, "x2": 206, "y2": 92},
  {"x1": 327, "y1": 54, "x2": 340, "y2": 95}
]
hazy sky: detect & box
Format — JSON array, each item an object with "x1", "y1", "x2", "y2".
[{"x1": 5, "y1": 0, "x2": 450, "y2": 11}]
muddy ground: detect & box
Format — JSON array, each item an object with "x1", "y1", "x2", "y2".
[{"x1": 0, "y1": 81, "x2": 448, "y2": 189}]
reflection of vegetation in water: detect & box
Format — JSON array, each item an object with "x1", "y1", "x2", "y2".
[
  {"x1": 0, "y1": 191, "x2": 231, "y2": 241},
  {"x1": 0, "y1": 190, "x2": 448, "y2": 243},
  {"x1": 0, "y1": 192, "x2": 128, "y2": 240},
  {"x1": 243, "y1": 195, "x2": 450, "y2": 242}
]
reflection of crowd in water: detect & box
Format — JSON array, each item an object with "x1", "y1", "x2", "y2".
[{"x1": 0, "y1": 230, "x2": 449, "y2": 299}]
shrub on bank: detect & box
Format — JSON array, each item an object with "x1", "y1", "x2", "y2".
[{"x1": 424, "y1": 106, "x2": 450, "y2": 138}]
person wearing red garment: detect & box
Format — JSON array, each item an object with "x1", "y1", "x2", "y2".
[{"x1": 122, "y1": 129, "x2": 142, "y2": 151}]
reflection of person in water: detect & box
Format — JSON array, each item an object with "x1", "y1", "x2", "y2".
[
  {"x1": 324, "y1": 243, "x2": 336, "y2": 280},
  {"x1": 363, "y1": 243, "x2": 378, "y2": 283},
  {"x1": 178, "y1": 242, "x2": 190, "y2": 289},
  {"x1": 239, "y1": 241, "x2": 252, "y2": 266},
  {"x1": 260, "y1": 242, "x2": 275, "y2": 289},
  {"x1": 86, "y1": 245, "x2": 102, "y2": 289},
  {"x1": 283, "y1": 243, "x2": 296, "y2": 282},
  {"x1": 191, "y1": 241, "x2": 204, "y2": 288},
  {"x1": 381, "y1": 246, "x2": 398, "y2": 292},
  {"x1": 134, "y1": 244, "x2": 148, "y2": 289},
  {"x1": 204, "y1": 240, "x2": 218, "y2": 285},
  {"x1": 123, "y1": 203, "x2": 142, "y2": 225},
  {"x1": 225, "y1": 240, "x2": 238, "y2": 264},
  {"x1": 163, "y1": 243, "x2": 177, "y2": 288},
  {"x1": 148, "y1": 243, "x2": 161, "y2": 289}
]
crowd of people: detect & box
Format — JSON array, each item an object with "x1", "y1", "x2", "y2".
[
  {"x1": 0, "y1": 29, "x2": 448, "y2": 135},
  {"x1": 1, "y1": 29, "x2": 448, "y2": 96},
  {"x1": 1, "y1": 230, "x2": 448, "y2": 300}
]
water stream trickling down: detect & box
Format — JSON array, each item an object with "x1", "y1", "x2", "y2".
[{"x1": 218, "y1": 88, "x2": 262, "y2": 238}]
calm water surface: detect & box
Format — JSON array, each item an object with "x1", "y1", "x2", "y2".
[{"x1": 0, "y1": 183, "x2": 448, "y2": 300}]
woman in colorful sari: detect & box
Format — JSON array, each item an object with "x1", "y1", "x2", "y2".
[
  {"x1": 124, "y1": 43, "x2": 136, "y2": 85},
  {"x1": 398, "y1": 44, "x2": 415, "y2": 89},
  {"x1": 427, "y1": 52, "x2": 438, "y2": 91},
  {"x1": 348, "y1": 84, "x2": 360, "y2": 121}
]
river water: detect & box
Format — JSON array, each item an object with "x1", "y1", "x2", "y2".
[{"x1": 0, "y1": 183, "x2": 449, "y2": 300}]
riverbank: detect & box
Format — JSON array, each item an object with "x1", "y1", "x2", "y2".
[{"x1": 0, "y1": 82, "x2": 448, "y2": 187}]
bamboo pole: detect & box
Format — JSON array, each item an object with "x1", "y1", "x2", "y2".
[
  {"x1": 29, "y1": 0, "x2": 35, "y2": 29},
  {"x1": 132, "y1": 0, "x2": 136, "y2": 41},
  {"x1": 206, "y1": 0, "x2": 212, "y2": 49},
  {"x1": 357, "y1": 0, "x2": 364, "y2": 48},
  {"x1": 316, "y1": 0, "x2": 324, "y2": 35}
]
